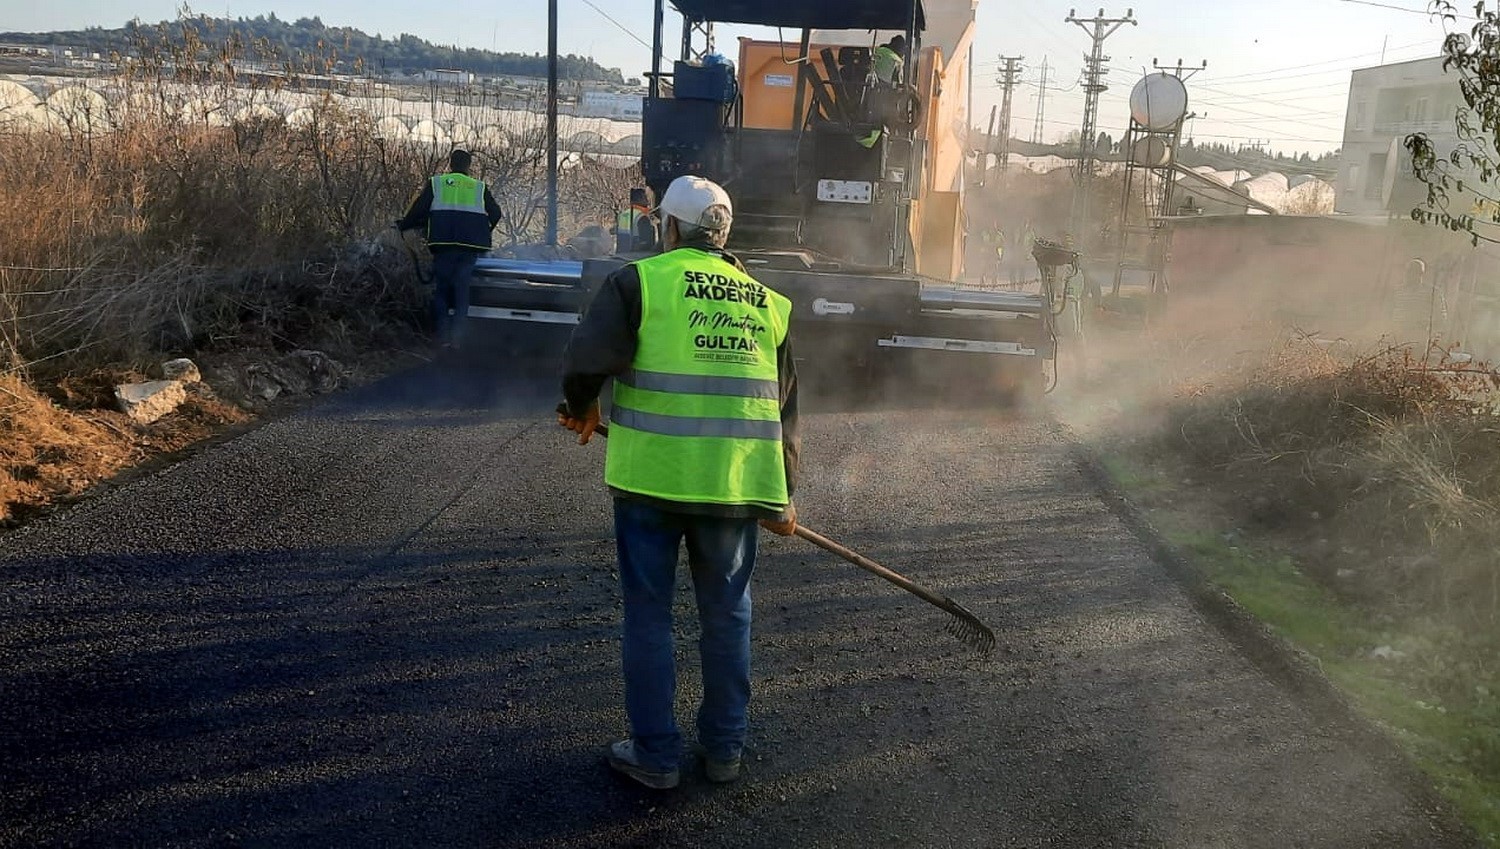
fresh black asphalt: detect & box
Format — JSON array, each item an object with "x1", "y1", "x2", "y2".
[{"x1": 0, "y1": 355, "x2": 1479, "y2": 848}]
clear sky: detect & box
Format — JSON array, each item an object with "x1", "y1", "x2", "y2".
[{"x1": 3, "y1": 0, "x2": 1462, "y2": 154}]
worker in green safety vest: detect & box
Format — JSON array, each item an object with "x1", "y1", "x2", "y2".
[
  {"x1": 613, "y1": 187, "x2": 658, "y2": 253},
  {"x1": 873, "y1": 34, "x2": 906, "y2": 86},
  {"x1": 396, "y1": 149, "x2": 502, "y2": 348},
  {"x1": 558, "y1": 174, "x2": 799, "y2": 790},
  {"x1": 858, "y1": 35, "x2": 908, "y2": 149}
]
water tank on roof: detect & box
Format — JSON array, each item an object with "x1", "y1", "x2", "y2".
[{"x1": 1129, "y1": 73, "x2": 1188, "y2": 131}]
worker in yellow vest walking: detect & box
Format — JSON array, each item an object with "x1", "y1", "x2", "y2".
[
  {"x1": 558, "y1": 175, "x2": 799, "y2": 790},
  {"x1": 396, "y1": 149, "x2": 503, "y2": 348}
]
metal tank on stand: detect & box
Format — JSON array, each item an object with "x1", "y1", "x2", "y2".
[{"x1": 1111, "y1": 66, "x2": 1197, "y2": 306}]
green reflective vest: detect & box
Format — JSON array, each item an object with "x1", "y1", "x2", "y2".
[
  {"x1": 605, "y1": 248, "x2": 793, "y2": 511},
  {"x1": 873, "y1": 45, "x2": 902, "y2": 85},
  {"x1": 616, "y1": 205, "x2": 649, "y2": 232},
  {"x1": 428, "y1": 172, "x2": 491, "y2": 250}
]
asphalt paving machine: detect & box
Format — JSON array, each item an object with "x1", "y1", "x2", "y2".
[{"x1": 473, "y1": 0, "x2": 1056, "y2": 395}]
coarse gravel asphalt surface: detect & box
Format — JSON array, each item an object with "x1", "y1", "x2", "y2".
[{"x1": 0, "y1": 349, "x2": 1481, "y2": 849}]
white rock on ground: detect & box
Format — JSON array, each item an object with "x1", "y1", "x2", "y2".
[
  {"x1": 115, "y1": 380, "x2": 187, "y2": 424},
  {"x1": 161, "y1": 358, "x2": 201, "y2": 383}
]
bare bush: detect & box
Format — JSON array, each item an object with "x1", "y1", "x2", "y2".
[
  {"x1": 0, "y1": 13, "x2": 640, "y2": 374},
  {"x1": 1160, "y1": 337, "x2": 1500, "y2": 620}
]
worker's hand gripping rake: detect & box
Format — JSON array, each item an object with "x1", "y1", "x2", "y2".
[{"x1": 570, "y1": 413, "x2": 997, "y2": 656}]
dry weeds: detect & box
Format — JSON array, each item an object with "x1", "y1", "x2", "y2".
[
  {"x1": 0, "y1": 16, "x2": 638, "y2": 522},
  {"x1": 1157, "y1": 337, "x2": 1500, "y2": 621}
]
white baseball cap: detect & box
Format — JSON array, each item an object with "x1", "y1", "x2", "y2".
[{"x1": 656, "y1": 175, "x2": 733, "y2": 231}]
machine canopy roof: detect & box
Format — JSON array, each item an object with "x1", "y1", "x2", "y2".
[{"x1": 669, "y1": 0, "x2": 925, "y2": 31}]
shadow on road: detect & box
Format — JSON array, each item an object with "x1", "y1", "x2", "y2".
[{"x1": 0, "y1": 361, "x2": 1471, "y2": 848}]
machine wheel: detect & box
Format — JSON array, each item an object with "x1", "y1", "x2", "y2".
[{"x1": 891, "y1": 87, "x2": 922, "y2": 132}]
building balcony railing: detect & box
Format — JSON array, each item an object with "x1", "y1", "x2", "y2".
[{"x1": 1373, "y1": 119, "x2": 1453, "y2": 135}]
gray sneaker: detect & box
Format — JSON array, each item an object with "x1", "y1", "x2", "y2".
[
  {"x1": 704, "y1": 755, "x2": 742, "y2": 784},
  {"x1": 607, "y1": 739, "x2": 680, "y2": 790}
]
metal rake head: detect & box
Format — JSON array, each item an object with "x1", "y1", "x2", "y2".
[{"x1": 943, "y1": 610, "x2": 997, "y2": 656}]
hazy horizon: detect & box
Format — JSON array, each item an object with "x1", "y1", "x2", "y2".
[{"x1": 0, "y1": 0, "x2": 1462, "y2": 155}]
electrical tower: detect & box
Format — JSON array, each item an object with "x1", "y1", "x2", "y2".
[
  {"x1": 1031, "y1": 57, "x2": 1048, "y2": 144},
  {"x1": 1065, "y1": 7, "x2": 1136, "y2": 244},
  {"x1": 996, "y1": 56, "x2": 1023, "y2": 171}
]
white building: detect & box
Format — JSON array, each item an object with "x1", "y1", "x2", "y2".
[
  {"x1": 576, "y1": 89, "x2": 643, "y2": 120},
  {"x1": 423, "y1": 68, "x2": 475, "y2": 86},
  {"x1": 1336, "y1": 56, "x2": 1457, "y2": 216}
]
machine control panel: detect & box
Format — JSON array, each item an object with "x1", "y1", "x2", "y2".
[{"x1": 816, "y1": 179, "x2": 874, "y2": 204}]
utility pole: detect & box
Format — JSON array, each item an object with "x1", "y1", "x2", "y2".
[
  {"x1": 1066, "y1": 7, "x2": 1136, "y2": 242},
  {"x1": 1031, "y1": 57, "x2": 1048, "y2": 144},
  {"x1": 546, "y1": 0, "x2": 559, "y2": 247},
  {"x1": 980, "y1": 104, "x2": 998, "y2": 187},
  {"x1": 996, "y1": 55, "x2": 1024, "y2": 172}
]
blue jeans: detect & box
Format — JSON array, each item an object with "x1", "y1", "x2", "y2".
[
  {"x1": 431, "y1": 250, "x2": 478, "y2": 345},
  {"x1": 613, "y1": 499, "x2": 757, "y2": 771}
]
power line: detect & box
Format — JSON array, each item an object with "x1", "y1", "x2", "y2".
[
  {"x1": 996, "y1": 55, "x2": 1024, "y2": 170},
  {"x1": 1338, "y1": 0, "x2": 1476, "y2": 16},
  {"x1": 1066, "y1": 6, "x2": 1136, "y2": 239},
  {"x1": 1201, "y1": 38, "x2": 1435, "y2": 84},
  {"x1": 1339, "y1": 0, "x2": 1428, "y2": 12},
  {"x1": 1191, "y1": 130, "x2": 1345, "y2": 144},
  {"x1": 575, "y1": 0, "x2": 653, "y2": 51},
  {"x1": 1013, "y1": 2, "x2": 1087, "y2": 60},
  {"x1": 1222, "y1": 79, "x2": 1355, "y2": 97},
  {"x1": 1033, "y1": 56, "x2": 1049, "y2": 144},
  {"x1": 1191, "y1": 91, "x2": 1346, "y2": 123},
  {"x1": 1187, "y1": 83, "x2": 1348, "y2": 120}
]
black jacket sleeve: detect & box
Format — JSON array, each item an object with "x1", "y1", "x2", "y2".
[
  {"x1": 632, "y1": 214, "x2": 659, "y2": 252},
  {"x1": 561, "y1": 264, "x2": 642, "y2": 417},
  {"x1": 777, "y1": 333, "x2": 800, "y2": 499},
  {"x1": 396, "y1": 181, "x2": 433, "y2": 232},
  {"x1": 484, "y1": 186, "x2": 503, "y2": 229}
]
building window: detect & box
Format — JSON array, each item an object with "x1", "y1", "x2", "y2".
[
  {"x1": 1366, "y1": 152, "x2": 1388, "y2": 200},
  {"x1": 1354, "y1": 100, "x2": 1368, "y2": 131},
  {"x1": 1346, "y1": 164, "x2": 1361, "y2": 195},
  {"x1": 1407, "y1": 97, "x2": 1429, "y2": 125}
]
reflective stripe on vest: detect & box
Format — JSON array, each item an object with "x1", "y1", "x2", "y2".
[
  {"x1": 604, "y1": 248, "x2": 792, "y2": 509},
  {"x1": 427, "y1": 173, "x2": 491, "y2": 250},
  {"x1": 612, "y1": 407, "x2": 783, "y2": 440},
  {"x1": 619, "y1": 368, "x2": 780, "y2": 400}
]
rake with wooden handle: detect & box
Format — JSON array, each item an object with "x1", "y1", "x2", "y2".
[
  {"x1": 791, "y1": 524, "x2": 995, "y2": 656},
  {"x1": 567, "y1": 412, "x2": 996, "y2": 656}
]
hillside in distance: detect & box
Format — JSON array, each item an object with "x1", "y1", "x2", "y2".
[{"x1": 0, "y1": 13, "x2": 627, "y2": 83}]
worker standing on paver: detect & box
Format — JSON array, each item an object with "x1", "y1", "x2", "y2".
[
  {"x1": 558, "y1": 174, "x2": 800, "y2": 790},
  {"x1": 396, "y1": 149, "x2": 503, "y2": 349},
  {"x1": 872, "y1": 34, "x2": 906, "y2": 86},
  {"x1": 614, "y1": 187, "x2": 658, "y2": 254},
  {"x1": 859, "y1": 35, "x2": 908, "y2": 149}
]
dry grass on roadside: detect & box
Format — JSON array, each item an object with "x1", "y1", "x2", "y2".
[
  {"x1": 0, "y1": 98, "x2": 432, "y2": 374},
  {"x1": 0, "y1": 15, "x2": 641, "y2": 519},
  {"x1": 0, "y1": 374, "x2": 133, "y2": 521},
  {"x1": 1157, "y1": 338, "x2": 1500, "y2": 621}
]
